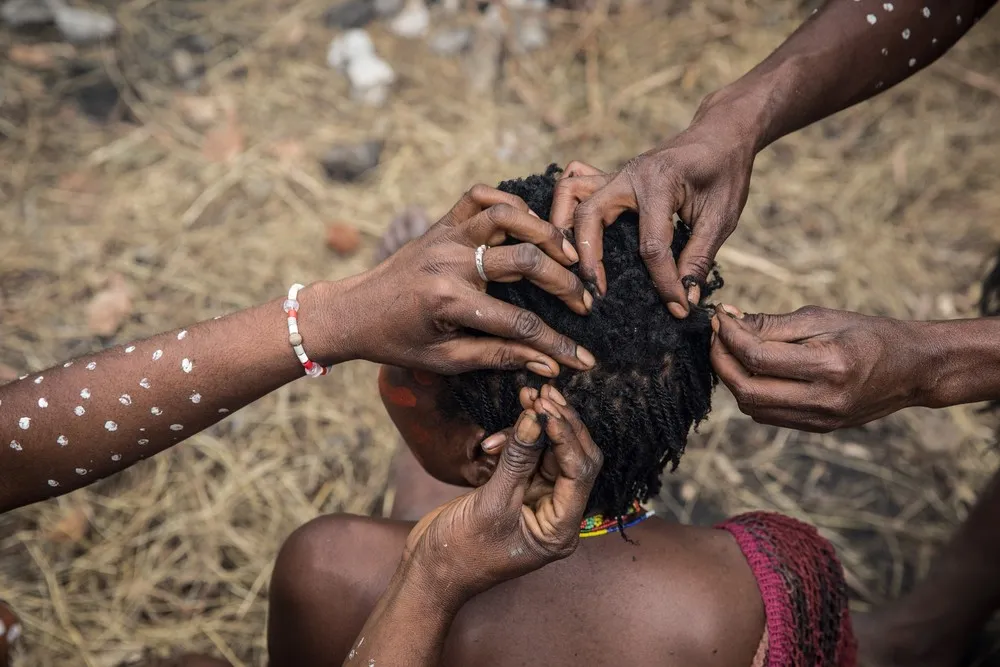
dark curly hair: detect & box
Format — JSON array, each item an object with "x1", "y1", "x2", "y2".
[{"x1": 447, "y1": 165, "x2": 723, "y2": 522}]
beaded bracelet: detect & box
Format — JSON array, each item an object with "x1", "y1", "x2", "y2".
[{"x1": 283, "y1": 283, "x2": 332, "y2": 378}]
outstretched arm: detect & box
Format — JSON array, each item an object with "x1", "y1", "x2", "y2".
[
  {"x1": 554, "y1": 0, "x2": 996, "y2": 315},
  {"x1": 0, "y1": 186, "x2": 597, "y2": 512},
  {"x1": 720, "y1": 0, "x2": 996, "y2": 152}
]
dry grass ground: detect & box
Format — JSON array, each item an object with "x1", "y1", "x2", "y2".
[{"x1": 2, "y1": 0, "x2": 1000, "y2": 665}]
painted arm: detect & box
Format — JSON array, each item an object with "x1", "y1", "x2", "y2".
[
  {"x1": 553, "y1": 0, "x2": 997, "y2": 314},
  {"x1": 0, "y1": 186, "x2": 598, "y2": 512}
]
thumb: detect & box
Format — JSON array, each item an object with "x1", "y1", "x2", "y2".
[
  {"x1": 676, "y1": 214, "x2": 733, "y2": 306},
  {"x1": 485, "y1": 409, "x2": 546, "y2": 505},
  {"x1": 737, "y1": 306, "x2": 827, "y2": 343}
]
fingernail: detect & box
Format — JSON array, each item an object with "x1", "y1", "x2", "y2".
[
  {"x1": 583, "y1": 290, "x2": 593, "y2": 311},
  {"x1": 563, "y1": 239, "x2": 579, "y2": 263},
  {"x1": 526, "y1": 361, "x2": 555, "y2": 377},
  {"x1": 721, "y1": 304, "x2": 744, "y2": 319},
  {"x1": 481, "y1": 433, "x2": 506, "y2": 453},
  {"x1": 576, "y1": 346, "x2": 596, "y2": 368},
  {"x1": 515, "y1": 410, "x2": 541, "y2": 444},
  {"x1": 525, "y1": 387, "x2": 540, "y2": 401},
  {"x1": 529, "y1": 209, "x2": 540, "y2": 219},
  {"x1": 687, "y1": 283, "x2": 700, "y2": 305},
  {"x1": 668, "y1": 302, "x2": 688, "y2": 319},
  {"x1": 547, "y1": 385, "x2": 567, "y2": 406},
  {"x1": 711, "y1": 315, "x2": 720, "y2": 333}
]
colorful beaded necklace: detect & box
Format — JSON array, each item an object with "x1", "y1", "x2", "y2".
[{"x1": 579, "y1": 499, "x2": 655, "y2": 538}]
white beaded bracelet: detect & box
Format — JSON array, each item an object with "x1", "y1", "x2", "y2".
[{"x1": 283, "y1": 283, "x2": 332, "y2": 377}]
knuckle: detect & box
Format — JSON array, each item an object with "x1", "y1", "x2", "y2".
[
  {"x1": 512, "y1": 310, "x2": 546, "y2": 340},
  {"x1": 467, "y1": 183, "x2": 492, "y2": 202},
  {"x1": 733, "y1": 385, "x2": 759, "y2": 414},
  {"x1": 488, "y1": 202, "x2": 516, "y2": 225},
  {"x1": 573, "y1": 198, "x2": 599, "y2": 226},
  {"x1": 824, "y1": 353, "x2": 850, "y2": 383},
  {"x1": 638, "y1": 237, "x2": 671, "y2": 263},
  {"x1": 488, "y1": 346, "x2": 519, "y2": 370},
  {"x1": 742, "y1": 346, "x2": 769, "y2": 374},
  {"x1": 513, "y1": 244, "x2": 545, "y2": 275},
  {"x1": 795, "y1": 305, "x2": 825, "y2": 319}
]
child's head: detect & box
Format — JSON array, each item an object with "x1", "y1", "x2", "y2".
[{"x1": 380, "y1": 165, "x2": 723, "y2": 518}]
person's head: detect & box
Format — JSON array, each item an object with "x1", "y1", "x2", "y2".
[{"x1": 380, "y1": 165, "x2": 723, "y2": 518}]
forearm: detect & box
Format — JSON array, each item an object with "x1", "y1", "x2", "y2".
[
  {"x1": 345, "y1": 560, "x2": 463, "y2": 667},
  {"x1": 697, "y1": 0, "x2": 996, "y2": 151},
  {"x1": 915, "y1": 317, "x2": 1000, "y2": 408},
  {"x1": 0, "y1": 277, "x2": 364, "y2": 512}
]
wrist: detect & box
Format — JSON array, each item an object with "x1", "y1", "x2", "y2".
[
  {"x1": 913, "y1": 319, "x2": 1000, "y2": 409},
  {"x1": 392, "y1": 554, "x2": 470, "y2": 617},
  {"x1": 295, "y1": 276, "x2": 367, "y2": 367},
  {"x1": 694, "y1": 56, "x2": 802, "y2": 154}
]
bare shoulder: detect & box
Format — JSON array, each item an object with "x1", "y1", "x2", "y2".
[{"x1": 268, "y1": 513, "x2": 412, "y2": 667}]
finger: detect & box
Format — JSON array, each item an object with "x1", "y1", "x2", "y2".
[
  {"x1": 675, "y1": 214, "x2": 733, "y2": 305},
  {"x1": 549, "y1": 174, "x2": 610, "y2": 234},
  {"x1": 465, "y1": 204, "x2": 578, "y2": 266},
  {"x1": 486, "y1": 409, "x2": 545, "y2": 504},
  {"x1": 533, "y1": 397, "x2": 601, "y2": 520},
  {"x1": 433, "y1": 338, "x2": 560, "y2": 377},
  {"x1": 519, "y1": 386, "x2": 540, "y2": 411},
  {"x1": 573, "y1": 177, "x2": 634, "y2": 294},
  {"x1": 442, "y1": 184, "x2": 533, "y2": 227},
  {"x1": 539, "y1": 385, "x2": 600, "y2": 460},
  {"x1": 561, "y1": 160, "x2": 605, "y2": 179},
  {"x1": 632, "y1": 191, "x2": 689, "y2": 317},
  {"x1": 714, "y1": 313, "x2": 825, "y2": 380},
  {"x1": 482, "y1": 244, "x2": 592, "y2": 315},
  {"x1": 738, "y1": 306, "x2": 833, "y2": 343},
  {"x1": 450, "y1": 291, "x2": 596, "y2": 371}
]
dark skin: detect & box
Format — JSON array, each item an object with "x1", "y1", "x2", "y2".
[
  {"x1": 267, "y1": 373, "x2": 765, "y2": 667},
  {"x1": 0, "y1": 185, "x2": 598, "y2": 513}
]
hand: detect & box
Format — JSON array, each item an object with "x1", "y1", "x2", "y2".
[
  {"x1": 343, "y1": 185, "x2": 596, "y2": 376},
  {"x1": 402, "y1": 385, "x2": 603, "y2": 601},
  {"x1": 549, "y1": 106, "x2": 756, "y2": 318},
  {"x1": 710, "y1": 305, "x2": 925, "y2": 432}
]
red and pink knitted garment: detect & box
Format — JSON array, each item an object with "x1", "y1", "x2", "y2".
[{"x1": 717, "y1": 512, "x2": 858, "y2": 667}]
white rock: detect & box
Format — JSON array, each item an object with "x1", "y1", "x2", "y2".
[
  {"x1": 346, "y1": 54, "x2": 394, "y2": 89},
  {"x1": 51, "y1": 4, "x2": 117, "y2": 43},
  {"x1": 389, "y1": 0, "x2": 429, "y2": 38},
  {"x1": 327, "y1": 29, "x2": 376, "y2": 70},
  {"x1": 511, "y1": 13, "x2": 547, "y2": 53},
  {"x1": 428, "y1": 27, "x2": 473, "y2": 55},
  {"x1": 1, "y1": 0, "x2": 54, "y2": 26}
]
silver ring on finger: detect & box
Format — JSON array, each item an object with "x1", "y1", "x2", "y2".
[{"x1": 475, "y1": 244, "x2": 490, "y2": 282}]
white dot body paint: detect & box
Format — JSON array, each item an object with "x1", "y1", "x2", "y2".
[
  {"x1": 882, "y1": 2, "x2": 892, "y2": 10},
  {"x1": 190, "y1": 392, "x2": 202, "y2": 404},
  {"x1": 956, "y1": 15, "x2": 962, "y2": 24},
  {"x1": 75, "y1": 468, "x2": 87, "y2": 475},
  {"x1": 18, "y1": 375, "x2": 26, "y2": 380},
  {"x1": 34, "y1": 376, "x2": 43, "y2": 384},
  {"x1": 138, "y1": 438, "x2": 149, "y2": 445},
  {"x1": 181, "y1": 358, "x2": 194, "y2": 373},
  {"x1": 152, "y1": 349, "x2": 163, "y2": 361},
  {"x1": 105, "y1": 420, "x2": 118, "y2": 432},
  {"x1": 111, "y1": 454, "x2": 121, "y2": 461},
  {"x1": 57, "y1": 435, "x2": 68, "y2": 447},
  {"x1": 81, "y1": 388, "x2": 91, "y2": 399},
  {"x1": 922, "y1": 7, "x2": 930, "y2": 17},
  {"x1": 7, "y1": 623, "x2": 20, "y2": 642},
  {"x1": 909, "y1": 58, "x2": 916, "y2": 66},
  {"x1": 866, "y1": 13, "x2": 876, "y2": 24},
  {"x1": 86, "y1": 362, "x2": 96, "y2": 370},
  {"x1": 18, "y1": 417, "x2": 30, "y2": 430},
  {"x1": 932, "y1": 38, "x2": 938, "y2": 44},
  {"x1": 119, "y1": 394, "x2": 132, "y2": 406},
  {"x1": 125, "y1": 345, "x2": 135, "y2": 353},
  {"x1": 170, "y1": 424, "x2": 184, "y2": 431},
  {"x1": 882, "y1": 47, "x2": 888, "y2": 55},
  {"x1": 219, "y1": 408, "x2": 230, "y2": 414},
  {"x1": 178, "y1": 330, "x2": 188, "y2": 340},
  {"x1": 74, "y1": 406, "x2": 85, "y2": 416},
  {"x1": 876, "y1": 80, "x2": 884, "y2": 88},
  {"x1": 902, "y1": 28, "x2": 910, "y2": 39},
  {"x1": 47, "y1": 480, "x2": 58, "y2": 487},
  {"x1": 9, "y1": 441, "x2": 22, "y2": 451},
  {"x1": 151, "y1": 407, "x2": 162, "y2": 416},
  {"x1": 38, "y1": 397, "x2": 48, "y2": 408},
  {"x1": 139, "y1": 378, "x2": 151, "y2": 389},
  {"x1": 64, "y1": 361, "x2": 73, "y2": 368}
]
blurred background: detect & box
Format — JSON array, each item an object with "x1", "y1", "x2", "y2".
[{"x1": 2, "y1": 0, "x2": 1000, "y2": 665}]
